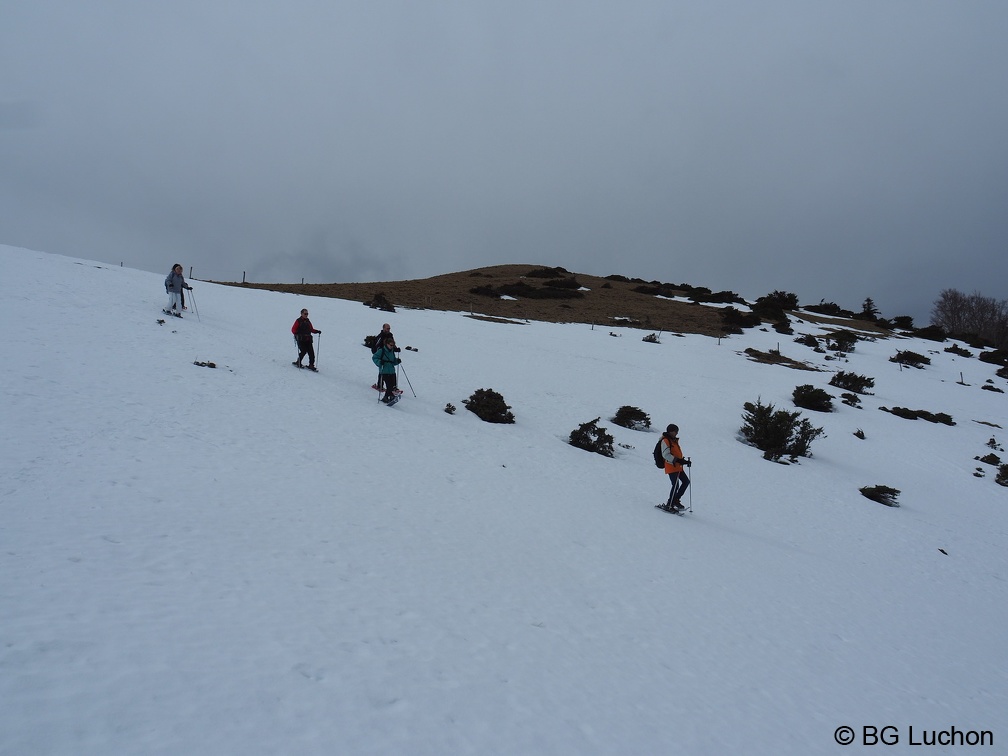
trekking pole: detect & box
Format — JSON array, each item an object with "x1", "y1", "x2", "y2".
[
  {"x1": 398, "y1": 360, "x2": 416, "y2": 397},
  {"x1": 188, "y1": 289, "x2": 201, "y2": 322},
  {"x1": 316, "y1": 333, "x2": 321, "y2": 366},
  {"x1": 688, "y1": 458, "x2": 693, "y2": 513},
  {"x1": 377, "y1": 369, "x2": 383, "y2": 403}
]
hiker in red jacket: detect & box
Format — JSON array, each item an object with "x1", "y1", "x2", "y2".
[
  {"x1": 291, "y1": 308, "x2": 321, "y2": 370},
  {"x1": 661, "y1": 424, "x2": 691, "y2": 511}
]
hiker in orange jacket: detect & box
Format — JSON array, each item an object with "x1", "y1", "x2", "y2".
[{"x1": 661, "y1": 424, "x2": 691, "y2": 511}]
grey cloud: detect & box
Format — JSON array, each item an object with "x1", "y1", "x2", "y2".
[
  {"x1": 2, "y1": 1, "x2": 1007, "y2": 324},
  {"x1": 0, "y1": 100, "x2": 43, "y2": 130}
]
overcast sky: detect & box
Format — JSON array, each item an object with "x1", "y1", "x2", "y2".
[{"x1": 3, "y1": 2, "x2": 1007, "y2": 322}]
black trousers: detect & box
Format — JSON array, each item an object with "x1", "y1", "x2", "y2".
[
  {"x1": 378, "y1": 372, "x2": 397, "y2": 399},
  {"x1": 297, "y1": 337, "x2": 315, "y2": 366}
]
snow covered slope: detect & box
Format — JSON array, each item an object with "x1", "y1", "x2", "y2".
[{"x1": 2, "y1": 246, "x2": 1006, "y2": 754}]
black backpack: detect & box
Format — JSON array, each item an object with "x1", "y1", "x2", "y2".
[{"x1": 652, "y1": 436, "x2": 667, "y2": 469}]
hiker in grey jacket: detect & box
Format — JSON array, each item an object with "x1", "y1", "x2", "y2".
[{"x1": 165, "y1": 264, "x2": 192, "y2": 314}]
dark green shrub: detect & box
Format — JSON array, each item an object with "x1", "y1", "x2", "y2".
[
  {"x1": 793, "y1": 384, "x2": 834, "y2": 412},
  {"x1": 913, "y1": 325, "x2": 947, "y2": 342},
  {"x1": 826, "y1": 331, "x2": 858, "y2": 353},
  {"x1": 463, "y1": 388, "x2": 515, "y2": 424},
  {"x1": 805, "y1": 301, "x2": 854, "y2": 318},
  {"x1": 944, "y1": 343, "x2": 972, "y2": 358},
  {"x1": 860, "y1": 485, "x2": 901, "y2": 507},
  {"x1": 979, "y1": 349, "x2": 1008, "y2": 367},
  {"x1": 760, "y1": 290, "x2": 800, "y2": 310},
  {"x1": 880, "y1": 407, "x2": 955, "y2": 425},
  {"x1": 721, "y1": 307, "x2": 761, "y2": 334},
  {"x1": 691, "y1": 290, "x2": 744, "y2": 305},
  {"x1": 841, "y1": 393, "x2": 862, "y2": 408},
  {"x1": 612, "y1": 406, "x2": 651, "y2": 430},
  {"x1": 890, "y1": 350, "x2": 931, "y2": 368},
  {"x1": 740, "y1": 398, "x2": 825, "y2": 462},
  {"x1": 795, "y1": 334, "x2": 819, "y2": 349},
  {"x1": 445, "y1": 403, "x2": 456, "y2": 415},
  {"x1": 856, "y1": 297, "x2": 880, "y2": 322},
  {"x1": 569, "y1": 418, "x2": 615, "y2": 457},
  {"x1": 997, "y1": 464, "x2": 1008, "y2": 487},
  {"x1": 959, "y1": 333, "x2": 996, "y2": 349},
  {"x1": 892, "y1": 315, "x2": 915, "y2": 330},
  {"x1": 526, "y1": 266, "x2": 571, "y2": 278},
  {"x1": 752, "y1": 291, "x2": 799, "y2": 323},
  {"x1": 829, "y1": 371, "x2": 875, "y2": 394}
]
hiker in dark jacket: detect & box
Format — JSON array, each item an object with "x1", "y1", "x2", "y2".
[
  {"x1": 661, "y1": 424, "x2": 691, "y2": 511},
  {"x1": 291, "y1": 308, "x2": 321, "y2": 370},
  {"x1": 372, "y1": 336, "x2": 401, "y2": 402},
  {"x1": 370, "y1": 323, "x2": 400, "y2": 354}
]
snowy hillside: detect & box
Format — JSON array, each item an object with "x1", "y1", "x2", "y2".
[{"x1": 2, "y1": 246, "x2": 1006, "y2": 755}]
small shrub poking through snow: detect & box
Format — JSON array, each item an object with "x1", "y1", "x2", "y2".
[
  {"x1": 829, "y1": 371, "x2": 875, "y2": 394},
  {"x1": 569, "y1": 418, "x2": 615, "y2": 458},
  {"x1": 890, "y1": 350, "x2": 931, "y2": 368},
  {"x1": 612, "y1": 406, "x2": 651, "y2": 430},
  {"x1": 860, "y1": 485, "x2": 901, "y2": 507},
  {"x1": 463, "y1": 389, "x2": 515, "y2": 424},
  {"x1": 842, "y1": 393, "x2": 862, "y2": 408},
  {"x1": 880, "y1": 407, "x2": 955, "y2": 425},
  {"x1": 740, "y1": 398, "x2": 825, "y2": 462},
  {"x1": 997, "y1": 465, "x2": 1008, "y2": 487}
]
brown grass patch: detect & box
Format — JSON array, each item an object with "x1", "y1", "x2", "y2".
[
  {"x1": 213, "y1": 264, "x2": 732, "y2": 337},
  {"x1": 743, "y1": 347, "x2": 823, "y2": 371}
]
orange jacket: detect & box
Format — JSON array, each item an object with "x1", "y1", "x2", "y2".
[{"x1": 662, "y1": 436, "x2": 685, "y2": 474}]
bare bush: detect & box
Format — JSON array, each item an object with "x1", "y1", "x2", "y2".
[{"x1": 931, "y1": 289, "x2": 1008, "y2": 349}]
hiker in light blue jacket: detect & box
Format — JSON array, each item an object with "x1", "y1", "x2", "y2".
[{"x1": 164, "y1": 264, "x2": 192, "y2": 315}]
